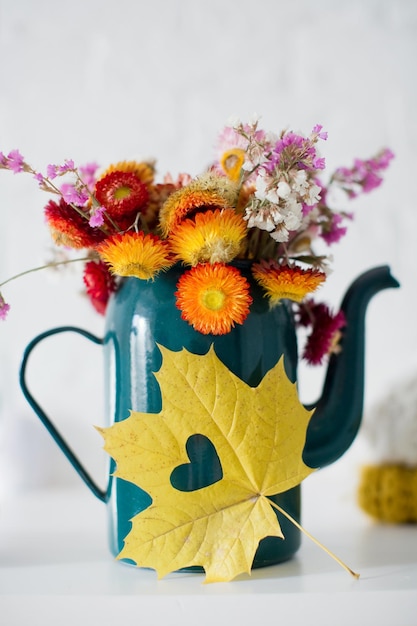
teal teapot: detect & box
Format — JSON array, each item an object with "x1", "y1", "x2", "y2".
[{"x1": 19, "y1": 263, "x2": 399, "y2": 570}]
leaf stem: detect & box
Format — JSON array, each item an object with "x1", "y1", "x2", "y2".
[{"x1": 269, "y1": 500, "x2": 360, "y2": 579}]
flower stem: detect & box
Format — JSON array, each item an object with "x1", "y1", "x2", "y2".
[
  {"x1": 269, "y1": 500, "x2": 360, "y2": 579},
  {"x1": 0, "y1": 257, "x2": 91, "y2": 289}
]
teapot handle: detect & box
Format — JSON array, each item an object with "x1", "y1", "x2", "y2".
[{"x1": 19, "y1": 326, "x2": 108, "y2": 502}]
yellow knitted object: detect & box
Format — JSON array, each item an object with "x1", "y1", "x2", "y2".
[{"x1": 358, "y1": 464, "x2": 417, "y2": 523}]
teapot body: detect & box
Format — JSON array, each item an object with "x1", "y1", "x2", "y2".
[
  {"x1": 103, "y1": 264, "x2": 302, "y2": 567},
  {"x1": 19, "y1": 262, "x2": 398, "y2": 571}
]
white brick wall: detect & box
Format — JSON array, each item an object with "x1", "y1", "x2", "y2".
[{"x1": 0, "y1": 0, "x2": 416, "y2": 490}]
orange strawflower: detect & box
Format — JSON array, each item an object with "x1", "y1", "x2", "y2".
[
  {"x1": 145, "y1": 177, "x2": 190, "y2": 231},
  {"x1": 159, "y1": 173, "x2": 238, "y2": 236},
  {"x1": 175, "y1": 263, "x2": 252, "y2": 335},
  {"x1": 169, "y1": 209, "x2": 247, "y2": 266},
  {"x1": 97, "y1": 231, "x2": 172, "y2": 280},
  {"x1": 252, "y1": 260, "x2": 326, "y2": 304}
]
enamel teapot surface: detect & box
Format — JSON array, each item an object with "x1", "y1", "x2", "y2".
[{"x1": 19, "y1": 264, "x2": 399, "y2": 569}]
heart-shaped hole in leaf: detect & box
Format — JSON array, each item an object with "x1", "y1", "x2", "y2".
[{"x1": 170, "y1": 433, "x2": 223, "y2": 492}]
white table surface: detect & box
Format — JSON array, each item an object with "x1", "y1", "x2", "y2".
[{"x1": 1, "y1": 467, "x2": 416, "y2": 626}]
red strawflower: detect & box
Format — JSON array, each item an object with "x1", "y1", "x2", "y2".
[
  {"x1": 297, "y1": 301, "x2": 346, "y2": 365},
  {"x1": 44, "y1": 197, "x2": 106, "y2": 249},
  {"x1": 95, "y1": 171, "x2": 149, "y2": 220},
  {"x1": 83, "y1": 260, "x2": 117, "y2": 315}
]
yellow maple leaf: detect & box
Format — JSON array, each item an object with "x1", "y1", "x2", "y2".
[{"x1": 99, "y1": 345, "x2": 315, "y2": 582}]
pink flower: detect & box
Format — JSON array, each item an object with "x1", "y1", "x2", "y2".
[
  {"x1": 321, "y1": 212, "x2": 352, "y2": 245},
  {"x1": 361, "y1": 169, "x2": 384, "y2": 193},
  {"x1": 376, "y1": 148, "x2": 395, "y2": 169},
  {"x1": 216, "y1": 125, "x2": 250, "y2": 155},
  {"x1": 334, "y1": 148, "x2": 395, "y2": 197},
  {"x1": 46, "y1": 159, "x2": 75, "y2": 179},
  {"x1": 313, "y1": 156, "x2": 326, "y2": 170},
  {"x1": 79, "y1": 162, "x2": 99, "y2": 190},
  {"x1": 312, "y1": 124, "x2": 328, "y2": 140},
  {"x1": 266, "y1": 129, "x2": 326, "y2": 174},
  {"x1": 0, "y1": 294, "x2": 10, "y2": 321},
  {"x1": 89, "y1": 205, "x2": 105, "y2": 227},
  {"x1": 0, "y1": 151, "x2": 7, "y2": 166},
  {"x1": 46, "y1": 164, "x2": 58, "y2": 179},
  {"x1": 7, "y1": 149, "x2": 25, "y2": 173},
  {"x1": 60, "y1": 159, "x2": 75, "y2": 173},
  {"x1": 60, "y1": 183, "x2": 89, "y2": 206},
  {"x1": 33, "y1": 172, "x2": 45, "y2": 185}
]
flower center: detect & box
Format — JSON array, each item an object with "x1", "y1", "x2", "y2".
[
  {"x1": 202, "y1": 288, "x2": 225, "y2": 311},
  {"x1": 114, "y1": 185, "x2": 132, "y2": 200}
]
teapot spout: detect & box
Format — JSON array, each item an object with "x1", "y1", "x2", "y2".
[{"x1": 303, "y1": 265, "x2": 399, "y2": 469}]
